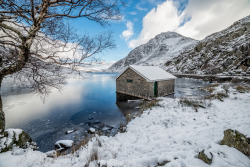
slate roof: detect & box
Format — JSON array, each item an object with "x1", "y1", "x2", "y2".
[{"x1": 117, "y1": 65, "x2": 176, "y2": 82}]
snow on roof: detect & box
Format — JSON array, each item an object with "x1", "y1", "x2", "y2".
[{"x1": 129, "y1": 65, "x2": 176, "y2": 81}]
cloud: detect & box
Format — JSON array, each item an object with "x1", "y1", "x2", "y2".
[
  {"x1": 177, "y1": 0, "x2": 250, "y2": 40},
  {"x1": 128, "y1": 0, "x2": 250, "y2": 48},
  {"x1": 129, "y1": 1, "x2": 181, "y2": 48},
  {"x1": 136, "y1": 4, "x2": 148, "y2": 11},
  {"x1": 129, "y1": 11, "x2": 137, "y2": 15},
  {"x1": 121, "y1": 21, "x2": 134, "y2": 41}
]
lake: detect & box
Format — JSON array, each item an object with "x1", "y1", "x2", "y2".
[{"x1": 3, "y1": 73, "x2": 210, "y2": 152}]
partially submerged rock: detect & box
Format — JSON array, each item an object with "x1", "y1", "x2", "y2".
[
  {"x1": 55, "y1": 140, "x2": 74, "y2": 151},
  {"x1": 0, "y1": 128, "x2": 36, "y2": 153},
  {"x1": 221, "y1": 129, "x2": 250, "y2": 158},
  {"x1": 88, "y1": 128, "x2": 96, "y2": 134},
  {"x1": 85, "y1": 122, "x2": 116, "y2": 136},
  {"x1": 198, "y1": 149, "x2": 213, "y2": 165},
  {"x1": 66, "y1": 129, "x2": 75, "y2": 134}
]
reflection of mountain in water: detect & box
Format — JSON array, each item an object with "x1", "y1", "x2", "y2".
[{"x1": 4, "y1": 73, "x2": 212, "y2": 152}]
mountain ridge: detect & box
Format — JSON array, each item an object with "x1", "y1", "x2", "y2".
[
  {"x1": 165, "y1": 15, "x2": 250, "y2": 75},
  {"x1": 107, "y1": 31, "x2": 197, "y2": 72},
  {"x1": 108, "y1": 15, "x2": 250, "y2": 75}
]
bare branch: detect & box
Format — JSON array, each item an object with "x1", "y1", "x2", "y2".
[{"x1": 0, "y1": 0, "x2": 124, "y2": 101}]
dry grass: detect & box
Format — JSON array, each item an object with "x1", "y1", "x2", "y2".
[
  {"x1": 53, "y1": 151, "x2": 65, "y2": 158},
  {"x1": 74, "y1": 136, "x2": 91, "y2": 152},
  {"x1": 140, "y1": 99, "x2": 161, "y2": 111},
  {"x1": 118, "y1": 122, "x2": 127, "y2": 133},
  {"x1": 85, "y1": 147, "x2": 99, "y2": 167},
  {"x1": 205, "y1": 92, "x2": 228, "y2": 101},
  {"x1": 125, "y1": 113, "x2": 132, "y2": 123},
  {"x1": 179, "y1": 98, "x2": 210, "y2": 111},
  {"x1": 84, "y1": 137, "x2": 104, "y2": 167},
  {"x1": 199, "y1": 84, "x2": 229, "y2": 101},
  {"x1": 222, "y1": 84, "x2": 229, "y2": 94},
  {"x1": 199, "y1": 84, "x2": 220, "y2": 93},
  {"x1": 235, "y1": 85, "x2": 250, "y2": 93}
]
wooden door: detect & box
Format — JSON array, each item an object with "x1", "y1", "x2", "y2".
[{"x1": 154, "y1": 81, "x2": 158, "y2": 97}]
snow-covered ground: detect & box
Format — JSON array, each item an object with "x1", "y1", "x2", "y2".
[{"x1": 0, "y1": 86, "x2": 249, "y2": 167}]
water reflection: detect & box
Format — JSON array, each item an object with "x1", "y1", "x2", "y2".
[
  {"x1": 173, "y1": 78, "x2": 211, "y2": 98},
  {"x1": 4, "y1": 79, "x2": 85, "y2": 128},
  {"x1": 3, "y1": 75, "x2": 210, "y2": 152},
  {"x1": 4, "y1": 73, "x2": 126, "y2": 152}
]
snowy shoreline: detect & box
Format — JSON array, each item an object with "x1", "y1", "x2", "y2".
[{"x1": 0, "y1": 84, "x2": 250, "y2": 167}]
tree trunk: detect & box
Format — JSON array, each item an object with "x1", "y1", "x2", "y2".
[
  {"x1": 0, "y1": 76, "x2": 4, "y2": 134},
  {"x1": 0, "y1": 40, "x2": 31, "y2": 135}
]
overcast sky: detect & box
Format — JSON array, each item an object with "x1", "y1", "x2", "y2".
[{"x1": 72, "y1": 0, "x2": 250, "y2": 62}]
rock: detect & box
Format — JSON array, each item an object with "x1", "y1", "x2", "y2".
[
  {"x1": 156, "y1": 160, "x2": 170, "y2": 166},
  {"x1": 0, "y1": 129, "x2": 36, "y2": 153},
  {"x1": 88, "y1": 128, "x2": 96, "y2": 134},
  {"x1": 66, "y1": 129, "x2": 75, "y2": 134},
  {"x1": 221, "y1": 129, "x2": 250, "y2": 158},
  {"x1": 88, "y1": 117, "x2": 94, "y2": 120},
  {"x1": 102, "y1": 127, "x2": 111, "y2": 131},
  {"x1": 46, "y1": 150, "x2": 58, "y2": 158},
  {"x1": 0, "y1": 111, "x2": 5, "y2": 134},
  {"x1": 55, "y1": 140, "x2": 74, "y2": 151},
  {"x1": 198, "y1": 149, "x2": 213, "y2": 165}
]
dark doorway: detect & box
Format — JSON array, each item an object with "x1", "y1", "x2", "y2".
[{"x1": 154, "y1": 81, "x2": 158, "y2": 97}]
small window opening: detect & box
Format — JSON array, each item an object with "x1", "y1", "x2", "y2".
[{"x1": 127, "y1": 79, "x2": 133, "y2": 83}]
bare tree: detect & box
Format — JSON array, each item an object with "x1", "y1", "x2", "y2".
[{"x1": 0, "y1": 0, "x2": 125, "y2": 133}]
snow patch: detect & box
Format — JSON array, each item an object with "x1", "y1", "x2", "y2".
[
  {"x1": 6, "y1": 129, "x2": 23, "y2": 141},
  {"x1": 129, "y1": 65, "x2": 176, "y2": 81},
  {"x1": 55, "y1": 140, "x2": 73, "y2": 150},
  {"x1": 89, "y1": 128, "x2": 95, "y2": 133},
  {"x1": 0, "y1": 87, "x2": 250, "y2": 167}
]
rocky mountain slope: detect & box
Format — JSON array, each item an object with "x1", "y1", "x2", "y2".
[
  {"x1": 108, "y1": 32, "x2": 197, "y2": 72},
  {"x1": 165, "y1": 15, "x2": 250, "y2": 75}
]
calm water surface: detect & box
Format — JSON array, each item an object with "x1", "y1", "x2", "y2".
[{"x1": 3, "y1": 74, "x2": 210, "y2": 152}]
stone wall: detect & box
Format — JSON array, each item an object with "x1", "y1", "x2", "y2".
[
  {"x1": 157, "y1": 79, "x2": 175, "y2": 96},
  {"x1": 116, "y1": 68, "x2": 175, "y2": 99},
  {"x1": 116, "y1": 68, "x2": 153, "y2": 99}
]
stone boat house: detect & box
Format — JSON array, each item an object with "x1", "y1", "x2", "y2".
[{"x1": 116, "y1": 65, "x2": 176, "y2": 100}]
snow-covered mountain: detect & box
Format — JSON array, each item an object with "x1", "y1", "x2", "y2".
[
  {"x1": 165, "y1": 15, "x2": 250, "y2": 75},
  {"x1": 108, "y1": 32, "x2": 197, "y2": 72},
  {"x1": 73, "y1": 61, "x2": 116, "y2": 72}
]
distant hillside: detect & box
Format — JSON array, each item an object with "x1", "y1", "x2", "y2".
[
  {"x1": 165, "y1": 15, "x2": 250, "y2": 75},
  {"x1": 108, "y1": 32, "x2": 197, "y2": 72}
]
